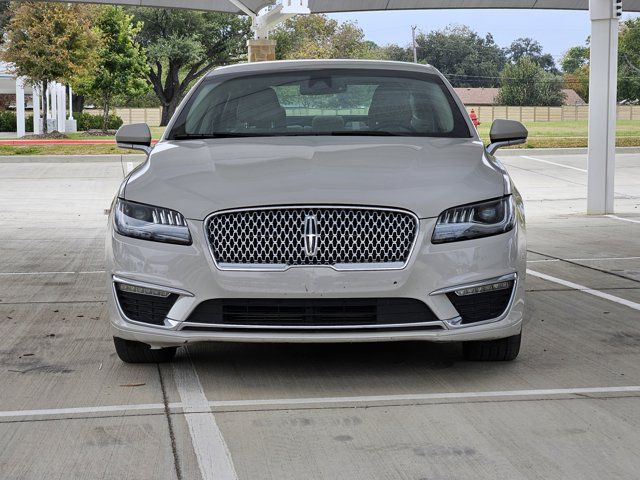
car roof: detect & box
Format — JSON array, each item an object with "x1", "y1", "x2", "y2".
[{"x1": 206, "y1": 59, "x2": 441, "y2": 77}]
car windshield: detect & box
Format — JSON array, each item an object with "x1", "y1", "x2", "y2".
[{"x1": 168, "y1": 68, "x2": 471, "y2": 139}]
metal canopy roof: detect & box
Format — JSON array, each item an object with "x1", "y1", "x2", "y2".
[{"x1": 55, "y1": 0, "x2": 640, "y2": 14}]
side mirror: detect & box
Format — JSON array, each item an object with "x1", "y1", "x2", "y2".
[
  {"x1": 116, "y1": 123, "x2": 152, "y2": 154},
  {"x1": 486, "y1": 119, "x2": 528, "y2": 155}
]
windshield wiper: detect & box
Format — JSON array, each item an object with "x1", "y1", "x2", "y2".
[
  {"x1": 324, "y1": 131, "x2": 411, "y2": 137},
  {"x1": 171, "y1": 133, "x2": 257, "y2": 140},
  {"x1": 171, "y1": 131, "x2": 414, "y2": 140}
]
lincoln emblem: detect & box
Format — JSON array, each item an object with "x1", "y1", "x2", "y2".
[{"x1": 303, "y1": 214, "x2": 320, "y2": 257}]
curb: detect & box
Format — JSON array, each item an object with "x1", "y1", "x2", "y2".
[{"x1": 497, "y1": 147, "x2": 640, "y2": 156}]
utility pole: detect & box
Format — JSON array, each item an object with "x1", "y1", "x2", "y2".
[{"x1": 411, "y1": 25, "x2": 418, "y2": 63}]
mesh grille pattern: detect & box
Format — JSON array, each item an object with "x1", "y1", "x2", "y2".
[
  {"x1": 206, "y1": 207, "x2": 418, "y2": 268},
  {"x1": 446, "y1": 282, "x2": 514, "y2": 324}
]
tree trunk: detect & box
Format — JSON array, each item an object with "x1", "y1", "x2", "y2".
[
  {"x1": 160, "y1": 96, "x2": 181, "y2": 126},
  {"x1": 42, "y1": 79, "x2": 48, "y2": 134},
  {"x1": 72, "y1": 94, "x2": 85, "y2": 114}
]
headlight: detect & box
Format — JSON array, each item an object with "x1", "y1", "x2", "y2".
[
  {"x1": 114, "y1": 198, "x2": 191, "y2": 245},
  {"x1": 432, "y1": 196, "x2": 515, "y2": 244}
]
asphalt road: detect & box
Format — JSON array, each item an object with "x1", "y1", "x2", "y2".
[{"x1": 1, "y1": 152, "x2": 639, "y2": 480}]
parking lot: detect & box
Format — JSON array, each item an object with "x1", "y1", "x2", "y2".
[{"x1": 1, "y1": 150, "x2": 639, "y2": 480}]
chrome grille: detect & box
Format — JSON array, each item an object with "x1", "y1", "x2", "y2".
[{"x1": 206, "y1": 206, "x2": 418, "y2": 270}]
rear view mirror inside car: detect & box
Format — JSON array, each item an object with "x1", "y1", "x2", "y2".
[{"x1": 300, "y1": 76, "x2": 347, "y2": 95}]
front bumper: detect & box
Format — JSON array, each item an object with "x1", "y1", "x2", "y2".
[{"x1": 107, "y1": 216, "x2": 526, "y2": 348}]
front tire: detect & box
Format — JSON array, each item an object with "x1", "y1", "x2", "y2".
[
  {"x1": 113, "y1": 337, "x2": 177, "y2": 363},
  {"x1": 462, "y1": 333, "x2": 521, "y2": 361}
]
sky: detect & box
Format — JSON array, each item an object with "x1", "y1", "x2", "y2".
[{"x1": 328, "y1": 9, "x2": 640, "y2": 64}]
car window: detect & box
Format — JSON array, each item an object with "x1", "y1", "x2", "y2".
[{"x1": 169, "y1": 69, "x2": 471, "y2": 139}]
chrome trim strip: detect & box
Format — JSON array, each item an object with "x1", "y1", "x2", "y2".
[
  {"x1": 177, "y1": 320, "x2": 445, "y2": 331},
  {"x1": 428, "y1": 273, "x2": 517, "y2": 296},
  {"x1": 112, "y1": 275, "x2": 194, "y2": 297},
  {"x1": 203, "y1": 205, "x2": 420, "y2": 272},
  {"x1": 214, "y1": 261, "x2": 408, "y2": 272},
  {"x1": 116, "y1": 142, "x2": 152, "y2": 155},
  {"x1": 486, "y1": 138, "x2": 526, "y2": 155}
]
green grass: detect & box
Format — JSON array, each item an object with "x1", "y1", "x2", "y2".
[
  {"x1": 476, "y1": 120, "x2": 640, "y2": 144},
  {"x1": 3, "y1": 121, "x2": 639, "y2": 155},
  {"x1": 0, "y1": 144, "x2": 139, "y2": 155}
]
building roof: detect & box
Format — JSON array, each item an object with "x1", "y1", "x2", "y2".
[
  {"x1": 454, "y1": 87, "x2": 587, "y2": 106},
  {"x1": 45, "y1": 0, "x2": 640, "y2": 14}
]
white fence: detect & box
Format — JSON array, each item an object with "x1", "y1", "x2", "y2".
[
  {"x1": 463, "y1": 105, "x2": 640, "y2": 123},
  {"x1": 83, "y1": 105, "x2": 640, "y2": 127},
  {"x1": 83, "y1": 108, "x2": 162, "y2": 127}
]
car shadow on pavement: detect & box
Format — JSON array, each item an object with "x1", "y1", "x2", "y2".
[{"x1": 177, "y1": 341, "x2": 522, "y2": 398}]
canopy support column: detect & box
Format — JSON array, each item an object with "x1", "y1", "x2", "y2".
[
  {"x1": 229, "y1": 0, "x2": 309, "y2": 61},
  {"x1": 587, "y1": 0, "x2": 621, "y2": 214}
]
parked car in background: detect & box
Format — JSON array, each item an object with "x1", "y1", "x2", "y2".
[{"x1": 108, "y1": 60, "x2": 528, "y2": 363}]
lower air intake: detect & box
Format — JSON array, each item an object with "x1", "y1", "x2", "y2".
[
  {"x1": 446, "y1": 281, "x2": 514, "y2": 324},
  {"x1": 115, "y1": 288, "x2": 178, "y2": 326},
  {"x1": 185, "y1": 298, "x2": 438, "y2": 328}
]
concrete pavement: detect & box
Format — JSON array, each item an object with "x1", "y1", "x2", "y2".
[{"x1": 0, "y1": 152, "x2": 639, "y2": 479}]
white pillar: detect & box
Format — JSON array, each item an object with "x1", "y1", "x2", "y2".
[
  {"x1": 57, "y1": 83, "x2": 66, "y2": 133},
  {"x1": 65, "y1": 85, "x2": 77, "y2": 133},
  {"x1": 587, "y1": 0, "x2": 620, "y2": 214},
  {"x1": 48, "y1": 85, "x2": 56, "y2": 131},
  {"x1": 33, "y1": 83, "x2": 41, "y2": 134},
  {"x1": 68, "y1": 86, "x2": 74, "y2": 120},
  {"x1": 16, "y1": 77, "x2": 25, "y2": 138}
]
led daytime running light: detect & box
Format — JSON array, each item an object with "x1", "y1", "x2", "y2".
[
  {"x1": 117, "y1": 283, "x2": 172, "y2": 298},
  {"x1": 455, "y1": 280, "x2": 513, "y2": 296}
]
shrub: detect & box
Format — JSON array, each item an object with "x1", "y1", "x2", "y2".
[
  {"x1": 0, "y1": 111, "x2": 34, "y2": 132},
  {"x1": 75, "y1": 112, "x2": 123, "y2": 131}
]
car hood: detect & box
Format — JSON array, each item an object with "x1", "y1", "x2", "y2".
[{"x1": 124, "y1": 136, "x2": 506, "y2": 220}]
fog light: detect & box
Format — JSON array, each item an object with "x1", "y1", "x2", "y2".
[
  {"x1": 117, "y1": 283, "x2": 172, "y2": 298},
  {"x1": 454, "y1": 280, "x2": 513, "y2": 297}
]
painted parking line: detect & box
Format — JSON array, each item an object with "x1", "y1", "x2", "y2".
[
  {"x1": 207, "y1": 386, "x2": 640, "y2": 409},
  {"x1": 2, "y1": 386, "x2": 640, "y2": 421},
  {"x1": 173, "y1": 352, "x2": 238, "y2": 480},
  {"x1": 527, "y1": 269, "x2": 640, "y2": 311},
  {"x1": 527, "y1": 256, "x2": 640, "y2": 263},
  {"x1": 0, "y1": 402, "x2": 170, "y2": 419},
  {"x1": 0, "y1": 270, "x2": 105, "y2": 276},
  {"x1": 519, "y1": 155, "x2": 587, "y2": 172},
  {"x1": 606, "y1": 214, "x2": 640, "y2": 225}
]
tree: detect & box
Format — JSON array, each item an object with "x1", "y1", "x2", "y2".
[
  {"x1": 132, "y1": 8, "x2": 251, "y2": 125},
  {"x1": 506, "y1": 37, "x2": 558, "y2": 73},
  {"x1": 79, "y1": 7, "x2": 148, "y2": 131},
  {"x1": 3, "y1": 1, "x2": 100, "y2": 132},
  {"x1": 377, "y1": 43, "x2": 412, "y2": 62},
  {"x1": 563, "y1": 67, "x2": 589, "y2": 103},
  {"x1": 272, "y1": 15, "x2": 374, "y2": 60},
  {"x1": 414, "y1": 25, "x2": 507, "y2": 87},
  {"x1": 561, "y1": 45, "x2": 589, "y2": 73},
  {"x1": 560, "y1": 42, "x2": 590, "y2": 103},
  {"x1": 0, "y1": 1, "x2": 11, "y2": 44},
  {"x1": 618, "y1": 18, "x2": 640, "y2": 102},
  {"x1": 496, "y1": 57, "x2": 565, "y2": 106}
]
